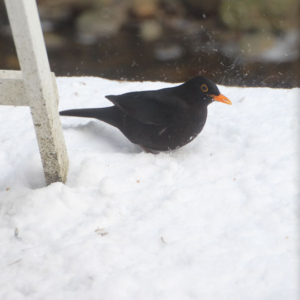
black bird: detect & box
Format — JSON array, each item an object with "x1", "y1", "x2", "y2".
[{"x1": 60, "y1": 76, "x2": 231, "y2": 153}]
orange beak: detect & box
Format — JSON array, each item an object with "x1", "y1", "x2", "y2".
[{"x1": 210, "y1": 93, "x2": 232, "y2": 105}]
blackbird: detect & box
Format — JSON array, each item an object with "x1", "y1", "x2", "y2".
[{"x1": 60, "y1": 76, "x2": 231, "y2": 153}]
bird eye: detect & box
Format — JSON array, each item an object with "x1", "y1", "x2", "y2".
[{"x1": 201, "y1": 84, "x2": 208, "y2": 92}]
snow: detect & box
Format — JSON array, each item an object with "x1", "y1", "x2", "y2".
[
  {"x1": 0, "y1": 77, "x2": 299, "y2": 300},
  {"x1": 258, "y1": 30, "x2": 299, "y2": 63}
]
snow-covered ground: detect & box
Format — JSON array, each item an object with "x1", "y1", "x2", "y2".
[{"x1": 0, "y1": 77, "x2": 299, "y2": 300}]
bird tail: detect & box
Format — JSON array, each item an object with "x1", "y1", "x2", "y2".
[{"x1": 59, "y1": 106, "x2": 123, "y2": 128}]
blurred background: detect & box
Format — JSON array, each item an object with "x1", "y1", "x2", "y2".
[{"x1": 0, "y1": 0, "x2": 299, "y2": 87}]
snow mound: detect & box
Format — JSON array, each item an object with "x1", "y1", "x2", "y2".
[{"x1": 0, "y1": 77, "x2": 299, "y2": 300}]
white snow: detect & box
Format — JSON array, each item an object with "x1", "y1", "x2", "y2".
[
  {"x1": 0, "y1": 77, "x2": 299, "y2": 300},
  {"x1": 258, "y1": 30, "x2": 299, "y2": 63}
]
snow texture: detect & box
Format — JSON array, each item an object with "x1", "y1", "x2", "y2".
[{"x1": 0, "y1": 77, "x2": 299, "y2": 300}]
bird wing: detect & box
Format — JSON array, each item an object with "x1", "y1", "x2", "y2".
[{"x1": 105, "y1": 89, "x2": 187, "y2": 125}]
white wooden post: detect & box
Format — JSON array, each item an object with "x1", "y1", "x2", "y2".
[{"x1": 0, "y1": 0, "x2": 69, "y2": 185}]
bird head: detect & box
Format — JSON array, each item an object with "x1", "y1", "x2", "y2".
[{"x1": 184, "y1": 76, "x2": 232, "y2": 106}]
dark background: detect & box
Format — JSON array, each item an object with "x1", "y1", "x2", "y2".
[{"x1": 0, "y1": 0, "x2": 299, "y2": 87}]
